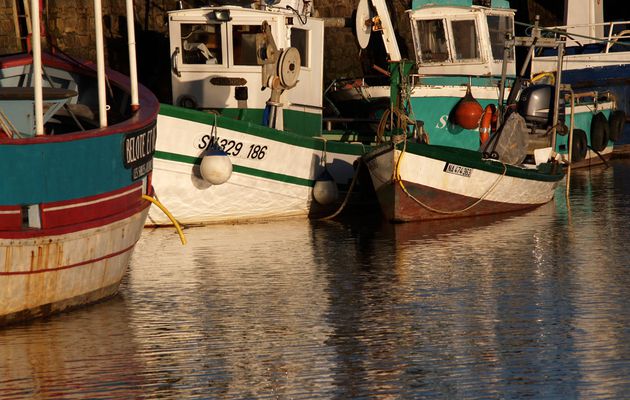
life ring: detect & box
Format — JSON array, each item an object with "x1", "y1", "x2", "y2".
[
  {"x1": 479, "y1": 104, "x2": 496, "y2": 144},
  {"x1": 571, "y1": 129, "x2": 588, "y2": 162},
  {"x1": 590, "y1": 112, "x2": 609, "y2": 152},
  {"x1": 608, "y1": 110, "x2": 626, "y2": 142}
]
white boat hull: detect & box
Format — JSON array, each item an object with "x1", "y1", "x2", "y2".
[
  {"x1": 148, "y1": 112, "x2": 363, "y2": 225},
  {"x1": 0, "y1": 206, "x2": 149, "y2": 324},
  {"x1": 364, "y1": 144, "x2": 564, "y2": 222}
]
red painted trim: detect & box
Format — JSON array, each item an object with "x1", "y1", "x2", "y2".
[
  {"x1": 0, "y1": 205, "x2": 21, "y2": 230},
  {"x1": 40, "y1": 183, "x2": 143, "y2": 229},
  {"x1": 0, "y1": 188, "x2": 151, "y2": 239},
  {"x1": 380, "y1": 179, "x2": 544, "y2": 222},
  {"x1": 0, "y1": 242, "x2": 137, "y2": 276}
]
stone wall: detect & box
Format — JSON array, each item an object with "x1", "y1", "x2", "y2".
[
  {"x1": 1, "y1": 0, "x2": 607, "y2": 100},
  {"x1": 0, "y1": 0, "x2": 404, "y2": 94},
  {"x1": 0, "y1": 0, "x2": 21, "y2": 53}
]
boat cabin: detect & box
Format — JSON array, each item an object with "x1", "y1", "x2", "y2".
[
  {"x1": 408, "y1": 0, "x2": 516, "y2": 77},
  {"x1": 167, "y1": 4, "x2": 324, "y2": 135}
]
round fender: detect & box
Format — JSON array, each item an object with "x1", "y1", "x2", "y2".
[
  {"x1": 571, "y1": 129, "x2": 587, "y2": 163},
  {"x1": 479, "y1": 104, "x2": 495, "y2": 144},
  {"x1": 454, "y1": 86, "x2": 483, "y2": 129},
  {"x1": 590, "y1": 112, "x2": 609, "y2": 152},
  {"x1": 608, "y1": 110, "x2": 626, "y2": 142},
  {"x1": 200, "y1": 149, "x2": 232, "y2": 185},
  {"x1": 312, "y1": 169, "x2": 338, "y2": 205}
]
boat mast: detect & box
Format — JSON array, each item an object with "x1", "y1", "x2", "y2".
[
  {"x1": 94, "y1": 0, "x2": 107, "y2": 128},
  {"x1": 31, "y1": 0, "x2": 43, "y2": 136},
  {"x1": 125, "y1": 0, "x2": 139, "y2": 111}
]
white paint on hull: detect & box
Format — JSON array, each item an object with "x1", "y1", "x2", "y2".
[
  {"x1": 367, "y1": 147, "x2": 560, "y2": 206},
  {"x1": 0, "y1": 207, "x2": 149, "y2": 319},
  {"x1": 149, "y1": 114, "x2": 362, "y2": 225}
]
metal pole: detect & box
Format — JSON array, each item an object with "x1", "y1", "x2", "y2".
[
  {"x1": 31, "y1": 0, "x2": 43, "y2": 136},
  {"x1": 497, "y1": 33, "x2": 511, "y2": 122},
  {"x1": 125, "y1": 0, "x2": 139, "y2": 111},
  {"x1": 550, "y1": 41, "x2": 565, "y2": 153},
  {"x1": 94, "y1": 0, "x2": 107, "y2": 127}
]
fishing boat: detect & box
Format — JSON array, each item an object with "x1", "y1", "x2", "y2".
[
  {"x1": 361, "y1": 25, "x2": 570, "y2": 222},
  {"x1": 530, "y1": 0, "x2": 630, "y2": 149},
  {"x1": 0, "y1": 1, "x2": 158, "y2": 325},
  {"x1": 148, "y1": 2, "x2": 373, "y2": 226},
  {"x1": 327, "y1": 0, "x2": 622, "y2": 168}
]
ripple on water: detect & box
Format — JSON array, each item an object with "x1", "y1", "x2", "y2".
[{"x1": 2, "y1": 161, "x2": 630, "y2": 398}]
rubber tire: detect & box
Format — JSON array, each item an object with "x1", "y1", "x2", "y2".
[
  {"x1": 608, "y1": 110, "x2": 626, "y2": 142},
  {"x1": 590, "y1": 112, "x2": 609, "y2": 152},
  {"x1": 571, "y1": 129, "x2": 588, "y2": 163}
]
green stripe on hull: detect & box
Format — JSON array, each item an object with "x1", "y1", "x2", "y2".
[
  {"x1": 155, "y1": 150, "x2": 315, "y2": 187},
  {"x1": 157, "y1": 105, "x2": 368, "y2": 188},
  {"x1": 162, "y1": 104, "x2": 322, "y2": 139},
  {"x1": 403, "y1": 142, "x2": 564, "y2": 182},
  {"x1": 219, "y1": 107, "x2": 322, "y2": 137}
]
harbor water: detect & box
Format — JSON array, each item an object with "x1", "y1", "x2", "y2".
[{"x1": 2, "y1": 159, "x2": 630, "y2": 399}]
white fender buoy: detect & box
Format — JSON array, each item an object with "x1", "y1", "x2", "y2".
[
  {"x1": 313, "y1": 169, "x2": 338, "y2": 205},
  {"x1": 200, "y1": 148, "x2": 232, "y2": 185}
]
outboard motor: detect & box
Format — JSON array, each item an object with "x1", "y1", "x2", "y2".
[{"x1": 517, "y1": 84, "x2": 566, "y2": 130}]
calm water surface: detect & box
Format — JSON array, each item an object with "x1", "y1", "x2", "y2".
[{"x1": 2, "y1": 160, "x2": 630, "y2": 399}]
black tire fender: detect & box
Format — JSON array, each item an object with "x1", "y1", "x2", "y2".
[
  {"x1": 590, "y1": 112, "x2": 609, "y2": 152},
  {"x1": 571, "y1": 129, "x2": 587, "y2": 162},
  {"x1": 608, "y1": 110, "x2": 626, "y2": 142}
]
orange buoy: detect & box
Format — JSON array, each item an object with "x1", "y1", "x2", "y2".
[
  {"x1": 479, "y1": 104, "x2": 496, "y2": 144},
  {"x1": 454, "y1": 85, "x2": 483, "y2": 130}
]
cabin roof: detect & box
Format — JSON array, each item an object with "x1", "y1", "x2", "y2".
[{"x1": 411, "y1": 0, "x2": 511, "y2": 11}]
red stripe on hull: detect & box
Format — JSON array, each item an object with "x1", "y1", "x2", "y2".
[
  {"x1": 0, "y1": 206, "x2": 21, "y2": 230},
  {"x1": 0, "y1": 188, "x2": 151, "y2": 239},
  {"x1": 41, "y1": 183, "x2": 143, "y2": 229},
  {"x1": 378, "y1": 180, "x2": 546, "y2": 222},
  {"x1": 0, "y1": 242, "x2": 136, "y2": 276}
]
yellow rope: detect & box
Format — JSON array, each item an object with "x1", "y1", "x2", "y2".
[
  {"x1": 142, "y1": 194, "x2": 187, "y2": 245},
  {"x1": 395, "y1": 144, "x2": 508, "y2": 215}
]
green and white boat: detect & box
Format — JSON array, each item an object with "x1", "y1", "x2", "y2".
[
  {"x1": 148, "y1": 2, "x2": 372, "y2": 225},
  {"x1": 329, "y1": 0, "x2": 621, "y2": 168}
]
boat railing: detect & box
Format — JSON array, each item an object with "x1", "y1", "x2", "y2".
[
  {"x1": 0, "y1": 86, "x2": 78, "y2": 138},
  {"x1": 538, "y1": 20, "x2": 630, "y2": 53}
]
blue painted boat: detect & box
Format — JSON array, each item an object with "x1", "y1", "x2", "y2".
[
  {"x1": 530, "y1": 0, "x2": 630, "y2": 147},
  {"x1": 0, "y1": 4, "x2": 159, "y2": 325}
]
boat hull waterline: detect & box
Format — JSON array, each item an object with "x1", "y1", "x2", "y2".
[
  {"x1": 0, "y1": 205, "x2": 149, "y2": 325},
  {"x1": 149, "y1": 106, "x2": 366, "y2": 226},
  {"x1": 364, "y1": 144, "x2": 565, "y2": 222},
  {"x1": 0, "y1": 49, "x2": 159, "y2": 324}
]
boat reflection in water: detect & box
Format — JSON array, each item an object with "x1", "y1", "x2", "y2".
[
  {"x1": 0, "y1": 296, "x2": 148, "y2": 399},
  {"x1": 1, "y1": 161, "x2": 630, "y2": 398}
]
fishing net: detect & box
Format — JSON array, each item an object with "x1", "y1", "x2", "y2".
[{"x1": 493, "y1": 112, "x2": 529, "y2": 165}]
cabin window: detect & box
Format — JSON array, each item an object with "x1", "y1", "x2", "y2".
[
  {"x1": 291, "y1": 28, "x2": 308, "y2": 67},
  {"x1": 416, "y1": 19, "x2": 449, "y2": 62},
  {"x1": 487, "y1": 15, "x2": 514, "y2": 60},
  {"x1": 233, "y1": 25, "x2": 263, "y2": 66},
  {"x1": 181, "y1": 23, "x2": 223, "y2": 65},
  {"x1": 451, "y1": 20, "x2": 479, "y2": 60}
]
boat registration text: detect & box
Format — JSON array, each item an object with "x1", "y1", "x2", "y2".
[
  {"x1": 197, "y1": 134, "x2": 268, "y2": 160},
  {"x1": 444, "y1": 163, "x2": 472, "y2": 177}
]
